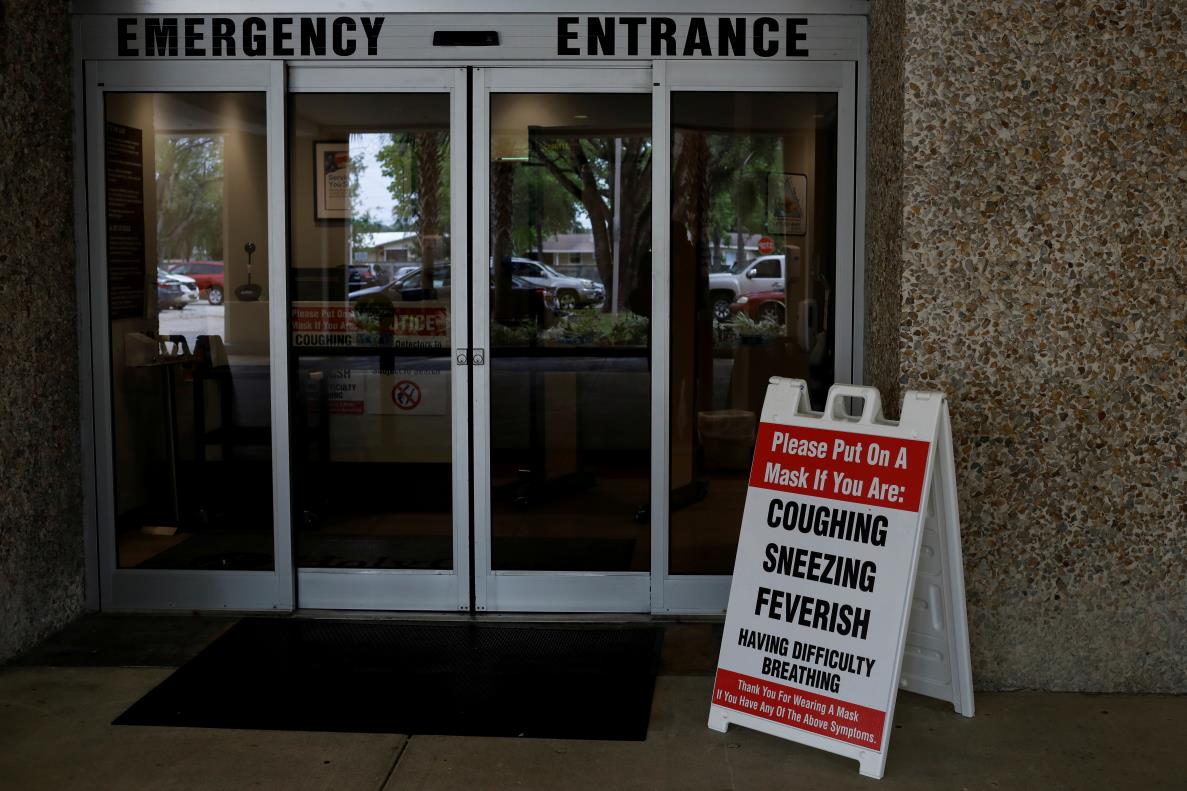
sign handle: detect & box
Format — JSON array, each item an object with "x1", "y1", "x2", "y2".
[{"x1": 822, "y1": 383, "x2": 884, "y2": 424}]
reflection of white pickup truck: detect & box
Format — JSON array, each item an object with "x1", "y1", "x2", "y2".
[{"x1": 707, "y1": 250, "x2": 800, "y2": 322}]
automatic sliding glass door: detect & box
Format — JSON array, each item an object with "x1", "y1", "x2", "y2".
[
  {"x1": 655, "y1": 60, "x2": 857, "y2": 613},
  {"x1": 286, "y1": 67, "x2": 469, "y2": 611},
  {"x1": 473, "y1": 68, "x2": 655, "y2": 612},
  {"x1": 87, "y1": 60, "x2": 291, "y2": 611}
]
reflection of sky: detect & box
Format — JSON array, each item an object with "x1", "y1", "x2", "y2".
[
  {"x1": 348, "y1": 132, "x2": 599, "y2": 232},
  {"x1": 350, "y1": 133, "x2": 398, "y2": 223}
]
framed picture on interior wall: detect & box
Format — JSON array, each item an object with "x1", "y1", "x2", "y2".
[
  {"x1": 767, "y1": 172, "x2": 807, "y2": 236},
  {"x1": 314, "y1": 141, "x2": 350, "y2": 221}
]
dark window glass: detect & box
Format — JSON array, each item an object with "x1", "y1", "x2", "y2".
[
  {"x1": 105, "y1": 91, "x2": 274, "y2": 570},
  {"x1": 669, "y1": 91, "x2": 838, "y2": 575},
  {"x1": 752, "y1": 258, "x2": 780, "y2": 278},
  {"x1": 287, "y1": 93, "x2": 454, "y2": 571},
  {"x1": 488, "y1": 93, "x2": 652, "y2": 572}
]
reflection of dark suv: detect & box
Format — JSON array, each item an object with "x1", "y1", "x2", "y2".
[
  {"x1": 348, "y1": 263, "x2": 386, "y2": 292},
  {"x1": 351, "y1": 265, "x2": 451, "y2": 302},
  {"x1": 166, "y1": 261, "x2": 225, "y2": 305}
]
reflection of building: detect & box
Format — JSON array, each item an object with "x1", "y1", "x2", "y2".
[
  {"x1": 538, "y1": 233, "x2": 596, "y2": 279},
  {"x1": 715, "y1": 233, "x2": 762, "y2": 270},
  {"x1": 356, "y1": 231, "x2": 419, "y2": 264}
]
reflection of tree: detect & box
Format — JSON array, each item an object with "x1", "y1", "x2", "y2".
[
  {"x1": 413, "y1": 131, "x2": 443, "y2": 290},
  {"x1": 155, "y1": 135, "x2": 223, "y2": 261},
  {"x1": 673, "y1": 131, "x2": 778, "y2": 270},
  {"x1": 511, "y1": 164, "x2": 583, "y2": 260},
  {"x1": 347, "y1": 150, "x2": 387, "y2": 251},
  {"x1": 376, "y1": 132, "x2": 450, "y2": 268},
  {"x1": 530, "y1": 136, "x2": 652, "y2": 312}
]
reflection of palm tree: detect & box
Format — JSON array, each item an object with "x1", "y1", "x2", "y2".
[
  {"x1": 491, "y1": 161, "x2": 515, "y2": 321},
  {"x1": 414, "y1": 132, "x2": 443, "y2": 292}
]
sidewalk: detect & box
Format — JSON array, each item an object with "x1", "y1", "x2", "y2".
[{"x1": 1, "y1": 617, "x2": 1183, "y2": 790}]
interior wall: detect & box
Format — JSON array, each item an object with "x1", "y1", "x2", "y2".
[
  {"x1": 869, "y1": 0, "x2": 1186, "y2": 691},
  {"x1": 0, "y1": 0, "x2": 85, "y2": 663},
  {"x1": 220, "y1": 95, "x2": 271, "y2": 355}
]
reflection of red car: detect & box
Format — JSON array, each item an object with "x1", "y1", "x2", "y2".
[
  {"x1": 729, "y1": 289, "x2": 785, "y2": 323},
  {"x1": 166, "y1": 261, "x2": 225, "y2": 305}
]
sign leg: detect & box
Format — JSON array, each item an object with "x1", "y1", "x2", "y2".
[
  {"x1": 707, "y1": 709, "x2": 730, "y2": 733},
  {"x1": 858, "y1": 751, "x2": 885, "y2": 779}
]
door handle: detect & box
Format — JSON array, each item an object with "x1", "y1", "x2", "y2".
[{"x1": 455, "y1": 347, "x2": 485, "y2": 366}]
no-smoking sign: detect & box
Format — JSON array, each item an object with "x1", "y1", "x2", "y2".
[
  {"x1": 368, "y1": 371, "x2": 447, "y2": 416},
  {"x1": 391, "y1": 380, "x2": 421, "y2": 410}
]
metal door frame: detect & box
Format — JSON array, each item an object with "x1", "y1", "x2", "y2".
[
  {"x1": 84, "y1": 59, "x2": 294, "y2": 610},
  {"x1": 287, "y1": 64, "x2": 472, "y2": 611},
  {"x1": 472, "y1": 65, "x2": 655, "y2": 612},
  {"x1": 77, "y1": 52, "x2": 865, "y2": 616}
]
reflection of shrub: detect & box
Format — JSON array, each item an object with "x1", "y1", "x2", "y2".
[
  {"x1": 714, "y1": 314, "x2": 784, "y2": 347},
  {"x1": 491, "y1": 320, "x2": 539, "y2": 347},
  {"x1": 351, "y1": 299, "x2": 393, "y2": 333},
  {"x1": 540, "y1": 308, "x2": 649, "y2": 346}
]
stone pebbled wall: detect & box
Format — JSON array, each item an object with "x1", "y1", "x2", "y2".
[
  {"x1": 0, "y1": 0, "x2": 85, "y2": 664},
  {"x1": 863, "y1": 0, "x2": 907, "y2": 407},
  {"x1": 869, "y1": 0, "x2": 1186, "y2": 691}
]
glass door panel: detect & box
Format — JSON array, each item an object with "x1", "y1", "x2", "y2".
[
  {"x1": 103, "y1": 91, "x2": 275, "y2": 571},
  {"x1": 88, "y1": 59, "x2": 291, "y2": 611},
  {"x1": 668, "y1": 91, "x2": 840, "y2": 576},
  {"x1": 286, "y1": 70, "x2": 468, "y2": 611},
  {"x1": 485, "y1": 89, "x2": 653, "y2": 581}
]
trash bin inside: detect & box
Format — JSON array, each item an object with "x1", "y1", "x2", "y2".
[{"x1": 697, "y1": 409, "x2": 757, "y2": 471}]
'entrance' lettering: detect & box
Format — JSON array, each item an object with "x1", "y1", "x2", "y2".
[{"x1": 558, "y1": 17, "x2": 809, "y2": 57}]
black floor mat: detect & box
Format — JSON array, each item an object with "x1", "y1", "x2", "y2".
[{"x1": 114, "y1": 619, "x2": 663, "y2": 740}]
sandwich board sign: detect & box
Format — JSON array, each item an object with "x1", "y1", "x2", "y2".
[{"x1": 709, "y1": 379, "x2": 974, "y2": 779}]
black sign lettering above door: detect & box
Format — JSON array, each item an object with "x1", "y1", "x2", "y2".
[
  {"x1": 104, "y1": 14, "x2": 832, "y2": 60},
  {"x1": 117, "y1": 16, "x2": 386, "y2": 57},
  {"x1": 557, "y1": 16, "x2": 809, "y2": 58}
]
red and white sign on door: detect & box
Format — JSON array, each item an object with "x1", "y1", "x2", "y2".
[{"x1": 709, "y1": 379, "x2": 972, "y2": 779}]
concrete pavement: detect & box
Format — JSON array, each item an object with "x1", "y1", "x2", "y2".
[{"x1": 1, "y1": 617, "x2": 1184, "y2": 790}]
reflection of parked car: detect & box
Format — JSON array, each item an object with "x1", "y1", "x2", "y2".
[
  {"x1": 350, "y1": 265, "x2": 558, "y2": 324},
  {"x1": 730, "y1": 289, "x2": 786, "y2": 323},
  {"x1": 499, "y1": 257, "x2": 603, "y2": 310},
  {"x1": 500, "y1": 275, "x2": 560, "y2": 325},
  {"x1": 157, "y1": 269, "x2": 199, "y2": 310},
  {"x1": 351, "y1": 264, "x2": 452, "y2": 303},
  {"x1": 166, "y1": 261, "x2": 225, "y2": 305},
  {"x1": 707, "y1": 250, "x2": 798, "y2": 322},
  {"x1": 348, "y1": 263, "x2": 386, "y2": 292}
]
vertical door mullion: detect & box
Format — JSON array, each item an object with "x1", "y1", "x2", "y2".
[
  {"x1": 450, "y1": 67, "x2": 473, "y2": 611},
  {"x1": 469, "y1": 67, "x2": 491, "y2": 611},
  {"x1": 266, "y1": 60, "x2": 294, "y2": 610},
  {"x1": 650, "y1": 60, "x2": 671, "y2": 613},
  {"x1": 85, "y1": 62, "x2": 117, "y2": 609},
  {"x1": 833, "y1": 62, "x2": 858, "y2": 386}
]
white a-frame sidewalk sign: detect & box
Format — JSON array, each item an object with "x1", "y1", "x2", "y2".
[{"x1": 709, "y1": 379, "x2": 974, "y2": 779}]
